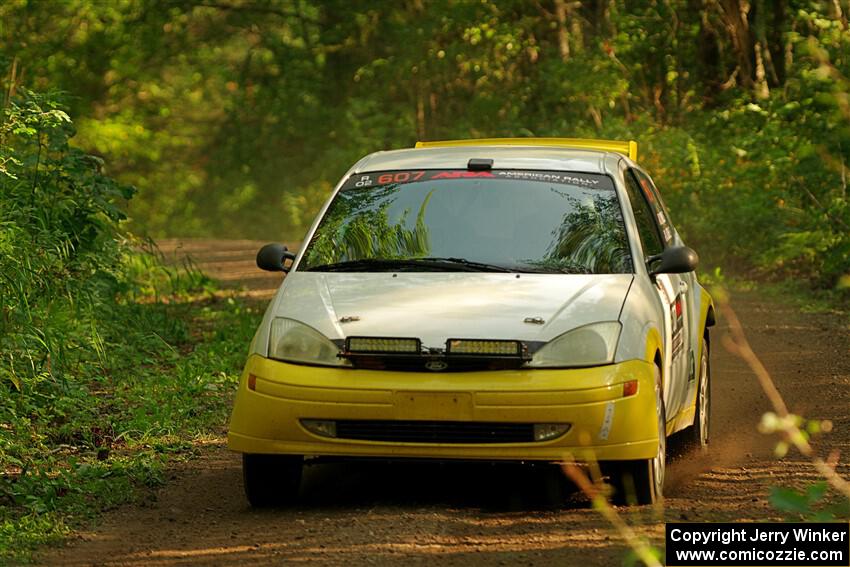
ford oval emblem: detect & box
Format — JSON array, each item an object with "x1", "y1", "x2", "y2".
[{"x1": 425, "y1": 360, "x2": 448, "y2": 372}]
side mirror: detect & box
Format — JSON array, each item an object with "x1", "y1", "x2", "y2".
[
  {"x1": 256, "y1": 243, "x2": 296, "y2": 272},
  {"x1": 647, "y1": 245, "x2": 699, "y2": 277}
]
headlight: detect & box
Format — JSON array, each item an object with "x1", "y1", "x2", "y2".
[
  {"x1": 268, "y1": 318, "x2": 349, "y2": 367},
  {"x1": 528, "y1": 322, "x2": 621, "y2": 367}
]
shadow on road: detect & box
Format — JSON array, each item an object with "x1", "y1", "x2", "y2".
[
  {"x1": 37, "y1": 243, "x2": 850, "y2": 566},
  {"x1": 300, "y1": 460, "x2": 591, "y2": 511}
]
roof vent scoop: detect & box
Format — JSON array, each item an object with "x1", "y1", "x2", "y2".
[{"x1": 467, "y1": 158, "x2": 494, "y2": 171}]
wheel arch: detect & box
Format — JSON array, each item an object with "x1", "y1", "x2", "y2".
[
  {"x1": 696, "y1": 286, "x2": 715, "y2": 373},
  {"x1": 643, "y1": 325, "x2": 664, "y2": 388},
  {"x1": 698, "y1": 287, "x2": 716, "y2": 334}
]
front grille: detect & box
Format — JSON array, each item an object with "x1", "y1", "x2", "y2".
[
  {"x1": 334, "y1": 420, "x2": 536, "y2": 444},
  {"x1": 347, "y1": 356, "x2": 526, "y2": 372}
]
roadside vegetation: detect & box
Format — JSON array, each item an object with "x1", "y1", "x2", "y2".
[
  {"x1": 3, "y1": 0, "x2": 849, "y2": 291},
  {"x1": 0, "y1": 91, "x2": 259, "y2": 562},
  {"x1": 2, "y1": 1, "x2": 850, "y2": 564}
]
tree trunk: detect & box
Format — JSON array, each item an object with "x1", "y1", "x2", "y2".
[
  {"x1": 554, "y1": 0, "x2": 570, "y2": 61},
  {"x1": 768, "y1": 0, "x2": 786, "y2": 84},
  {"x1": 697, "y1": 6, "x2": 722, "y2": 104},
  {"x1": 753, "y1": 41, "x2": 770, "y2": 99},
  {"x1": 716, "y1": 0, "x2": 755, "y2": 90}
]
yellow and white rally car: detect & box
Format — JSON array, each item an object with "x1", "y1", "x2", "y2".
[{"x1": 228, "y1": 138, "x2": 715, "y2": 506}]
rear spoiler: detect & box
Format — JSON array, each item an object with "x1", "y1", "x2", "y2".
[{"x1": 414, "y1": 137, "x2": 638, "y2": 161}]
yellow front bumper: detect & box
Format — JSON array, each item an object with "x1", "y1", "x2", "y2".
[{"x1": 227, "y1": 355, "x2": 659, "y2": 462}]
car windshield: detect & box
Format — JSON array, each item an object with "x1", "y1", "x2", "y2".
[{"x1": 299, "y1": 169, "x2": 632, "y2": 274}]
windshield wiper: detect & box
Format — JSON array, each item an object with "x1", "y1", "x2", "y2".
[
  {"x1": 305, "y1": 259, "x2": 423, "y2": 272},
  {"x1": 422, "y1": 257, "x2": 593, "y2": 274},
  {"x1": 305, "y1": 257, "x2": 514, "y2": 273},
  {"x1": 515, "y1": 265, "x2": 592, "y2": 274},
  {"x1": 418, "y1": 257, "x2": 514, "y2": 272}
]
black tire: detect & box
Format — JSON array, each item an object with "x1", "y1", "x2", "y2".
[
  {"x1": 242, "y1": 453, "x2": 303, "y2": 508},
  {"x1": 609, "y1": 364, "x2": 666, "y2": 505},
  {"x1": 680, "y1": 336, "x2": 711, "y2": 454}
]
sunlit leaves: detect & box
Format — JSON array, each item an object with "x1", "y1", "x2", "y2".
[{"x1": 2, "y1": 0, "x2": 849, "y2": 288}]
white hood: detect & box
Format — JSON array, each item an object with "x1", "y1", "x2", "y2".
[{"x1": 273, "y1": 272, "x2": 634, "y2": 348}]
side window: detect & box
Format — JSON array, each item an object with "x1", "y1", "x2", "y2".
[
  {"x1": 624, "y1": 171, "x2": 664, "y2": 258},
  {"x1": 633, "y1": 170, "x2": 674, "y2": 246}
]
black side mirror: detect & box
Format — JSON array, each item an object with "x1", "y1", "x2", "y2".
[
  {"x1": 257, "y1": 243, "x2": 296, "y2": 272},
  {"x1": 647, "y1": 245, "x2": 699, "y2": 277}
]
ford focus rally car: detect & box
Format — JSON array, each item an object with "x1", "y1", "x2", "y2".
[{"x1": 228, "y1": 138, "x2": 715, "y2": 506}]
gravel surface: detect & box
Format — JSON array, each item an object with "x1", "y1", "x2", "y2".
[{"x1": 38, "y1": 240, "x2": 850, "y2": 566}]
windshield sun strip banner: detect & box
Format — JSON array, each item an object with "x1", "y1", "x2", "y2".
[{"x1": 342, "y1": 169, "x2": 614, "y2": 191}]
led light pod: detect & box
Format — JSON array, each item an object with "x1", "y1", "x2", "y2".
[
  {"x1": 346, "y1": 337, "x2": 421, "y2": 353},
  {"x1": 447, "y1": 339, "x2": 522, "y2": 356}
]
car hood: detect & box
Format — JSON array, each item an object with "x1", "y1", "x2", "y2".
[{"x1": 273, "y1": 272, "x2": 634, "y2": 348}]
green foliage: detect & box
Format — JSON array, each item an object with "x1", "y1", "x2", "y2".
[
  {"x1": 0, "y1": 4, "x2": 847, "y2": 558},
  {"x1": 758, "y1": 410, "x2": 850, "y2": 521},
  {"x1": 2, "y1": 1, "x2": 849, "y2": 288},
  {"x1": 0, "y1": 91, "x2": 261, "y2": 563},
  {"x1": 623, "y1": 545, "x2": 663, "y2": 567},
  {"x1": 769, "y1": 482, "x2": 850, "y2": 521},
  {"x1": 0, "y1": 295, "x2": 259, "y2": 563},
  {"x1": 0, "y1": 89, "x2": 134, "y2": 387},
  {"x1": 3, "y1": 0, "x2": 849, "y2": 289}
]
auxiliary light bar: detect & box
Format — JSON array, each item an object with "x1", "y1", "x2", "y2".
[
  {"x1": 345, "y1": 337, "x2": 421, "y2": 354},
  {"x1": 446, "y1": 339, "x2": 523, "y2": 357}
]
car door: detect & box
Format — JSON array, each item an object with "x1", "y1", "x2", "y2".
[
  {"x1": 623, "y1": 169, "x2": 691, "y2": 420},
  {"x1": 633, "y1": 169, "x2": 699, "y2": 419}
]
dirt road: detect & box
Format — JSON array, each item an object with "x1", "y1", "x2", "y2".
[{"x1": 39, "y1": 240, "x2": 850, "y2": 565}]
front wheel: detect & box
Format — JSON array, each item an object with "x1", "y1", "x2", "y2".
[
  {"x1": 609, "y1": 364, "x2": 666, "y2": 505},
  {"x1": 242, "y1": 453, "x2": 303, "y2": 507}
]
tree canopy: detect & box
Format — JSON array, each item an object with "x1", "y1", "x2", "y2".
[{"x1": 2, "y1": 0, "x2": 849, "y2": 286}]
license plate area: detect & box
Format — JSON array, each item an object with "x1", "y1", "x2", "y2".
[{"x1": 394, "y1": 391, "x2": 473, "y2": 420}]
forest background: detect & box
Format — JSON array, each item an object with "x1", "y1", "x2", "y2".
[
  {"x1": 1, "y1": 0, "x2": 850, "y2": 560},
  {"x1": 4, "y1": 0, "x2": 850, "y2": 287}
]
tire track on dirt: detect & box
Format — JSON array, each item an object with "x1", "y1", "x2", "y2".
[{"x1": 38, "y1": 240, "x2": 850, "y2": 566}]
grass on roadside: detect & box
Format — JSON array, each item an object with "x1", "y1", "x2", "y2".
[
  {"x1": 697, "y1": 265, "x2": 850, "y2": 318},
  {"x1": 0, "y1": 286, "x2": 261, "y2": 564}
]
